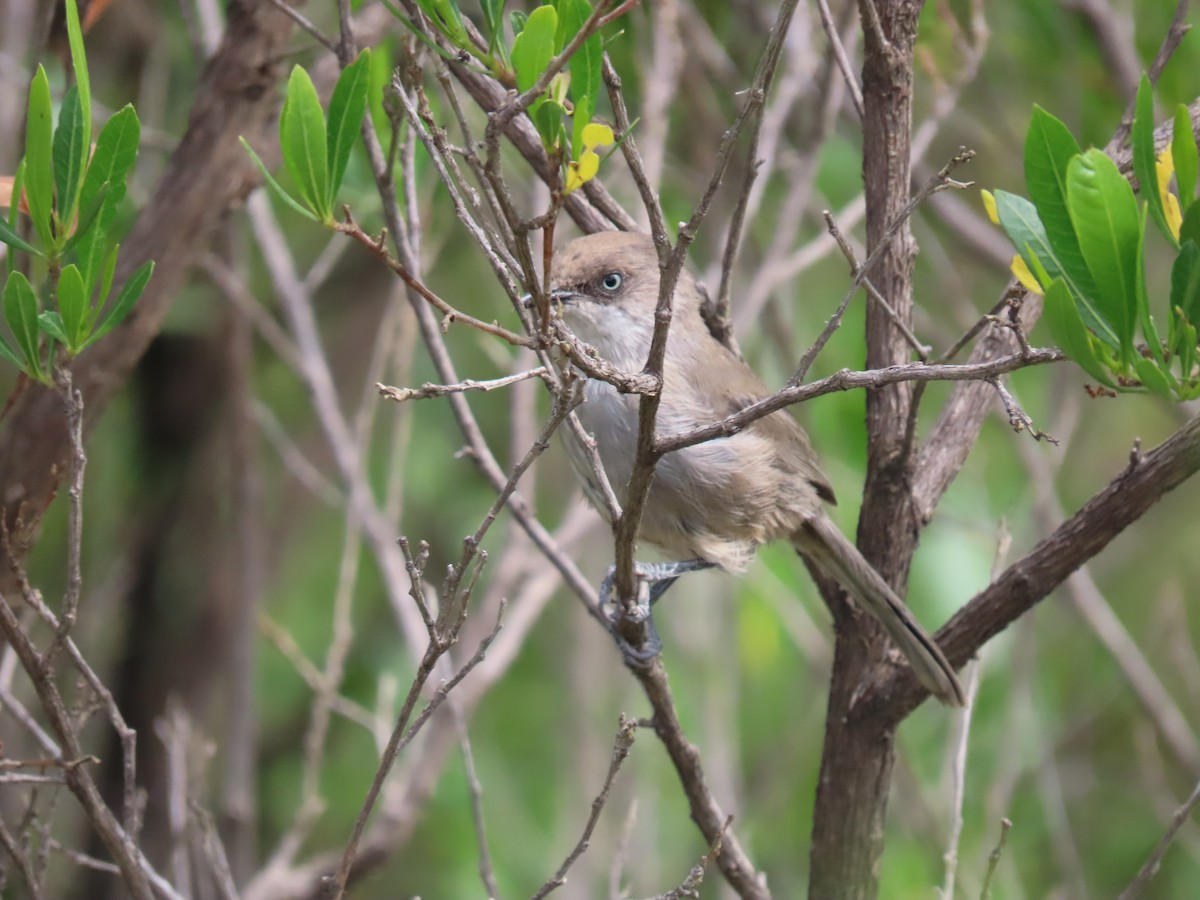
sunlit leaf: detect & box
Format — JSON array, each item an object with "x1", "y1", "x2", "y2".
[
  {"x1": 1066, "y1": 149, "x2": 1141, "y2": 358},
  {"x1": 512, "y1": 5, "x2": 558, "y2": 94}
]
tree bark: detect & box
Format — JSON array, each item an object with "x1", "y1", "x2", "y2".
[{"x1": 809, "y1": 3, "x2": 925, "y2": 898}]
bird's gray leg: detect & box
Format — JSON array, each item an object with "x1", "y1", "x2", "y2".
[{"x1": 598, "y1": 559, "x2": 716, "y2": 663}]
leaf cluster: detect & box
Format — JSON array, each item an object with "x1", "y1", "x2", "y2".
[
  {"x1": 0, "y1": 0, "x2": 152, "y2": 383},
  {"x1": 990, "y1": 75, "x2": 1200, "y2": 399}
]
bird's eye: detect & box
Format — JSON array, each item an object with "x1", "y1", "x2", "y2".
[{"x1": 600, "y1": 272, "x2": 623, "y2": 292}]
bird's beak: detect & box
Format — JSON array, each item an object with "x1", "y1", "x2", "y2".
[{"x1": 521, "y1": 289, "x2": 576, "y2": 309}]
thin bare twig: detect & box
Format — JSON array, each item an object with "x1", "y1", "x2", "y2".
[
  {"x1": 979, "y1": 819, "x2": 1013, "y2": 899},
  {"x1": 377, "y1": 366, "x2": 550, "y2": 403},
  {"x1": 531, "y1": 715, "x2": 638, "y2": 899}
]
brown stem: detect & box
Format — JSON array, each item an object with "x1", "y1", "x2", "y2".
[{"x1": 808, "y1": 3, "x2": 926, "y2": 898}]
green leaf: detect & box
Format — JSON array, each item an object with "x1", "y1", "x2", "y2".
[
  {"x1": 559, "y1": 0, "x2": 602, "y2": 158},
  {"x1": 0, "y1": 333, "x2": 25, "y2": 371},
  {"x1": 326, "y1": 49, "x2": 371, "y2": 204},
  {"x1": 280, "y1": 66, "x2": 330, "y2": 220},
  {"x1": 56, "y1": 263, "x2": 88, "y2": 350},
  {"x1": 0, "y1": 217, "x2": 42, "y2": 257},
  {"x1": 510, "y1": 9, "x2": 528, "y2": 37},
  {"x1": 571, "y1": 94, "x2": 594, "y2": 161},
  {"x1": 416, "y1": 0, "x2": 469, "y2": 45},
  {"x1": 1023, "y1": 107, "x2": 1094, "y2": 295},
  {"x1": 1043, "y1": 278, "x2": 1115, "y2": 387},
  {"x1": 367, "y1": 39, "x2": 394, "y2": 138},
  {"x1": 53, "y1": 86, "x2": 86, "y2": 226},
  {"x1": 96, "y1": 243, "x2": 119, "y2": 314},
  {"x1": 87, "y1": 260, "x2": 153, "y2": 347},
  {"x1": 240, "y1": 137, "x2": 321, "y2": 223},
  {"x1": 75, "y1": 105, "x2": 139, "y2": 289},
  {"x1": 1133, "y1": 75, "x2": 1174, "y2": 247},
  {"x1": 63, "y1": 0, "x2": 92, "y2": 159},
  {"x1": 481, "y1": 0, "x2": 508, "y2": 53},
  {"x1": 37, "y1": 310, "x2": 70, "y2": 345},
  {"x1": 511, "y1": 5, "x2": 558, "y2": 94},
  {"x1": 1179, "y1": 317, "x2": 1198, "y2": 389},
  {"x1": 995, "y1": 189, "x2": 1116, "y2": 345},
  {"x1": 3, "y1": 270, "x2": 43, "y2": 379},
  {"x1": 1181, "y1": 198, "x2": 1200, "y2": 247},
  {"x1": 1066, "y1": 149, "x2": 1142, "y2": 359},
  {"x1": 1135, "y1": 203, "x2": 1163, "y2": 365},
  {"x1": 62, "y1": 181, "x2": 109, "y2": 256},
  {"x1": 532, "y1": 98, "x2": 565, "y2": 151},
  {"x1": 1173, "y1": 105, "x2": 1198, "y2": 215},
  {"x1": 1133, "y1": 355, "x2": 1173, "y2": 398},
  {"x1": 1172, "y1": 240, "x2": 1200, "y2": 328},
  {"x1": 24, "y1": 65, "x2": 55, "y2": 250}
]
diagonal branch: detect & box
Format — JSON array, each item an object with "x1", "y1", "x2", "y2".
[{"x1": 865, "y1": 414, "x2": 1200, "y2": 723}]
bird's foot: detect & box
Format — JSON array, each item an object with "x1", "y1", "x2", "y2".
[{"x1": 598, "y1": 559, "x2": 715, "y2": 666}]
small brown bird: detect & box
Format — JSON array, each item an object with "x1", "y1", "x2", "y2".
[{"x1": 550, "y1": 232, "x2": 964, "y2": 707}]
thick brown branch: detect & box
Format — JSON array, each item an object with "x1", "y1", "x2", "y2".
[{"x1": 867, "y1": 413, "x2": 1200, "y2": 722}]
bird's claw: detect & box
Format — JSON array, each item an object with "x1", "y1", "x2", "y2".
[{"x1": 597, "y1": 559, "x2": 715, "y2": 666}]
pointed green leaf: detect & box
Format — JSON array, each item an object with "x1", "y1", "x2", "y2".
[
  {"x1": 1043, "y1": 279, "x2": 1115, "y2": 387},
  {"x1": 63, "y1": 0, "x2": 92, "y2": 158},
  {"x1": 1023, "y1": 107, "x2": 1094, "y2": 297},
  {"x1": 240, "y1": 137, "x2": 321, "y2": 223},
  {"x1": 38, "y1": 310, "x2": 70, "y2": 345},
  {"x1": 24, "y1": 65, "x2": 55, "y2": 250},
  {"x1": 75, "y1": 105, "x2": 139, "y2": 289},
  {"x1": 559, "y1": 0, "x2": 602, "y2": 158},
  {"x1": 53, "y1": 86, "x2": 86, "y2": 226},
  {"x1": 1180, "y1": 317, "x2": 1198, "y2": 388},
  {"x1": 1173, "y1": 105, "x2": 1198, "y2": 215},
  {"x1": 415, "y1": 0, "x2": 468, "y2": 45},
  {"x1": 326, "y1": 49, "x2": 371, "y2": 202},
  {"x1": 367, "y1": 40, "x2": 394, "y2": 138},
  {"x1": 0, "y1": 217, "x2": 42, "y2": 257},
  {"x1": 511, "y1": 5, "x2": 558, "y2": 94},
  {"x1": 481, "y1": 0, "x2": 507, "y2": 53},
  {"x1": 1133, "y1": 75, "x2": 1174, "y2": 247},
  {"x1": 1066, "y1": 149, "x2": 1142, "y2": 358},
  {"x1": 995, "y1": 189, "x2": 1116, "y2": 345},
  {"x1": 87, "y1": 260, "x2": 153, "y2": 347},
  {"x1": 96, "y1": 243, "x2": 119, "y2": 313},
  {"x1": 56, "y1": 263, "x2": 87, "y2": 349},
  {"x1": 281, "y1": 66, "x2": 330, "y2": 220},
  {"x1": 510, "y1": 9, "x2": 528, "y2": 37},
  {"x1": 1172, "y1": 241, "x2": 1200, "y2": 328},
  {"x1": 62, "y1": 181, "x2": 109, "y2": 256},
  {"x1": 3, "y1": 271, "x2": 42, "y2": 379},
  {"x1": 1134, "y1": 204, "x2": 1163, "y2": 365}
]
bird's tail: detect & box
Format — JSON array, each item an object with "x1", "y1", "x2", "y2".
[{"x1": 792, "y1": 515, "x2": 965, "y2": 707}]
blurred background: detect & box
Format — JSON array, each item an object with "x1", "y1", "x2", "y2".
[{"x1": 2, "y1": 0, "x2": 1200, "y2": 897}]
